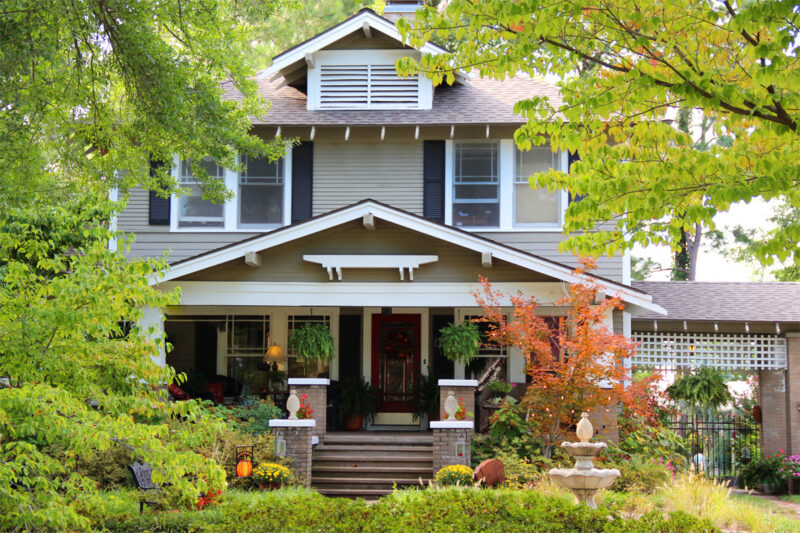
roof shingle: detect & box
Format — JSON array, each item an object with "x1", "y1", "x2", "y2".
[
  {"x1": 223, "y1": 76, "x2": 562, "y2": 126},
  {"x1": 632, "y1": 281, "x2": 800, "y2": 322}
]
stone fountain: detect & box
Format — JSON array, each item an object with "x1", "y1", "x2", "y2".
[{"x1": 549, "y1": 412, "x2": 620, "y2": 509}]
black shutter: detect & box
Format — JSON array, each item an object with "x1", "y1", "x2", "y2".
[
  {"x1": 291, "y1": 141, "x2": 314, "y2": 224},
  {"x1": 567, "y1": 151, "x2": 586, "y2": 204},
  {"x1": 423, "y1": 140, "x2": 445, "y2": 222},
  {"x1": 148, "y1": 159, "x2": 170, "y2": 225}
]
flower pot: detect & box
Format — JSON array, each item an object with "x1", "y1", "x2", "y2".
[
  {"x1": 259, "y1": 482, "x2": 282, "y2": 490},
  {"x1": 343, "y1": 414, "x2": 364, "y2": 431}
]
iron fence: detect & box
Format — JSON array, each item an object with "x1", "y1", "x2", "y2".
[{"x1": 668, "y1": 414, "x2": 760, "y2": 481}]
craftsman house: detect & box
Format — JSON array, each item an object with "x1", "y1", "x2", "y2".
[{"x1": 115, "y1": 2, "x2": 800, "y2": 494}]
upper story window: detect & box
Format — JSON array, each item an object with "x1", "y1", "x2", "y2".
[
  {"x1": 178, "y1": 157, "x2": 224, "y2": 229},
  {"x1": 308, "y1": 50, "x2": 432, "y2": 110},
  {"x1": 453, "y1": 142, "x2": 500, "y2": 228},
  {"x1": 514, "y1": 147, "x2": 561, "y2": 227},
  {"x1": 239, "y1": 154, "x2": 284, "y2": 229}
]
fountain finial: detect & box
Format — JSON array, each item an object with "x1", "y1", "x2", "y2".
[{"x1": 576, "y1": 412, "x2": 593, "y2": 443}]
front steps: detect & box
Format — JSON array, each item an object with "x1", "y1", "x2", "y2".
[{"x1": 311, "y1": 432, "x2": 433, "y2": 498}]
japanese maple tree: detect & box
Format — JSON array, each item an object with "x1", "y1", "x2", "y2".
[{"x1": 474, "y1": 259, "x2": 658, "y2": 454}]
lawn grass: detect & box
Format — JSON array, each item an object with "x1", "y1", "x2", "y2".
[{"x1": 781, "y1": 495, "x2": 800, "y2": 505}]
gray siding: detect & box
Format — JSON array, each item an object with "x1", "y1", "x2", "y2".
[
  {"x1": 313, "y1": 141, "x2": 423, "y2": 216},
  {"x1": 476, "y1": 231, "x2": 624, "y2": 282},
  {"x1": 118, "y1": 188, "x2": 258, "y2": 263}
]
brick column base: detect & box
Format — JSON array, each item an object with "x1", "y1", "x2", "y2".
[
  {"x1": 431, "y1": 421, "x2": 473, "y2": 475},
  {"x1": 438, "y1": 379, "x2": 477, "y2": 421},
  {"x1": 269, "y1": 420, "x2": 315, "y2": 486},
  {"x1": 288, "y1": 378, "x2": 329, "y2": 437}
]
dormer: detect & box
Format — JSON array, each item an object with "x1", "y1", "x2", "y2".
[
  {"x1": 307, "y1": 49, "x2": 431, "y2": 110},
  {"x1": 261, "y1": 8, "x2": 461, "y2": 111}
]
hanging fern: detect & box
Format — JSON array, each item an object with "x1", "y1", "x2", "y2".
[
  {"x1": 666, "y1": 366, "x2": 732, "y2": 413},
  {"x1": 438, "y1": 321, "x2": 481, "y2": 365},
  {"x1": 289, "y1": 323, "x2": 336, "y2": 363}
]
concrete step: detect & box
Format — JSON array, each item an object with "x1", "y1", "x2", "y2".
[
  {"x1": 314, "y1": 448, "x2": 432, "y2": 459},
  {"x1": 315, "y1": 444, "x2": 434, "y2": 453}
]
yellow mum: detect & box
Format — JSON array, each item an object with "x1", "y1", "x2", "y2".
[
  {"x1": 252, "y1": 463, "x2": 291, "y2": 485},
  {"x1": 435, "y1": 464, "x2": 474, "y2": 486}
]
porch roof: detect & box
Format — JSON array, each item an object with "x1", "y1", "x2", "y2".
[{"x1": 152, "y1": 199, "x2": 664, "y2": 315}]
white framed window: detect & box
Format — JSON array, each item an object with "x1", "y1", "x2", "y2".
[
  {"x1": 514, "y1": 147, "x2": 562, "y2": 228},
  {"x1": 238, "y1": 154, "x2": 284, "y2": 229},
  {"x1": 178, "y1": 157, "x2": 225, "y2": 229},
  {"x1": 452, "y1": 141, "x2": 500, "y2": 228},
  {"x1": 444, "y1": 140, "x2": 567, "y2": 231}
]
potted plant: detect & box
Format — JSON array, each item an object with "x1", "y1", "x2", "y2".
[
  {"x1": 412, "y1": 373, "x2": 440, "y2": 428},
  {"x1": 437, "y1": 321, "x2": 481, "y2": 364},
  {"x1": 740, "y1": 452, "x2": 787, "y2": 493},
  {"x1": 289, "y1": 323, "x2": 336, "y2": 374},
  {"x1": 338, "y1": 376, "x2": 377, "y2": 430},
  {"x1": 252, "y1": 462, "x2": 291, "y2": 490}
]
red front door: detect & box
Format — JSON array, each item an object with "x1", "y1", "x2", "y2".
[{"x1": 371, "y1": 314, "x2": 421, "y2": 413}]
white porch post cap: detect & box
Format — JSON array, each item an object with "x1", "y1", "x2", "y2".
[
  {"x1": 437, "y1": 379, "x2": 478, "y2": 387},
  {"x1": 287, "y1": 378, "x2": 331, "y2": 386},
  {"x1": 430, "y1": 421, "x2": 474, "y2": 429},
  {"x1": 269, "y1": 419, "x2": 317, "y2": 428}
]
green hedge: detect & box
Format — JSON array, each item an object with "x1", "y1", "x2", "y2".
[{"x1": 99, "y1": 487, "x2": 719, "y2": 533}]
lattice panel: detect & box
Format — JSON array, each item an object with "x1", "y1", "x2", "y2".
[{"x1": 631, "y1": 332, "x2": 787, "y2": 370}]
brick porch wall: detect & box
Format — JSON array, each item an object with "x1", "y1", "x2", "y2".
[
  {"x1": 287, "y1": 379, "x2": 328, "y2": 437},
  {"x1": 269, "y1": 420, "x2": 315, "y2": 487},
  {"x1": 759, "y1": 369, "x2": 788, "y2": 455},
  {"x1": 786, "y1": 334, "x2": 800, "y2": 455},
  {"x1": 432, "y1": 423, "x2": 473, "y2": 474}
]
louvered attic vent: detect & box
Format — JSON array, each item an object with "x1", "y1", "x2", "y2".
[{"x1": 319, "y1": 64, "x2": 419, "y2": 109}]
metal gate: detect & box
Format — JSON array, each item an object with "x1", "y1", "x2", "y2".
[{"x1": 669, "y1": 414, "x2": 760, "y2": 480}]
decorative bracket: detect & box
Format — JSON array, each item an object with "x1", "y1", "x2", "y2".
[{"x1": 303, "y1": 254, "x2": 438, "y2": 281}]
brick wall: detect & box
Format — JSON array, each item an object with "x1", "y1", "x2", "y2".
[
  {"x1": 288, "y1": 380, "x2": 328, "y2": 437},
  {"x1": 759, "y1": 369, "x2": 788, "y2": 455},
  {"x1": 591, "y1": 406, "x2": 619, "y2": 444},
  {"x1": 433, "y1": 426, "x2": 473, "y2": 474},
  {"x1": 270, "y1": 424, "x2": 314, "y2": 487}
]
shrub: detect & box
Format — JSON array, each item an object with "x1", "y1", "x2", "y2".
[
  {"x1": 435, "y1": 465, "x2": 474, "y2": 486},
  {"x1": 252, "y1": 463, "x2": 291, "y2": 486},
  {"x1": 226, "y1": 398, "x2": 283, "y2": 436},
  {"x1": 608, "y1": 456, "x2": 672, "y2": 493},
  {"x1": 740, "y1": 452, "x2": 787, "y2": 491},
  {"x1": 493, "y1": 450, "x2": 550, "y2": 488}
]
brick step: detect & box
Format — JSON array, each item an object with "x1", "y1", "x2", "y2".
[
  {"x1": 313, "y1": 447, "x2": 433, "y2": 459},
  {"x1": 315, "y1": 444, "x2": 434, "y2": 453},
  {"x1": 312, "y1": 476, "x2": 429, "y2": 487},
  {"x1": 312, "y1": 465, "x2": 432, "y2": 475},
  {"x1": 312, "y1": 455, "x2": 432, "y2": 468},
  {"x1": 322, "y1": 434, "x2": 432, "y2": 446},
  {"x1": 314, "y1": 488, "x2": 395, "y2": 499}
]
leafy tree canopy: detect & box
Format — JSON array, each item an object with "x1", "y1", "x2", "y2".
[
  {"x1": 0, "y1": 0, "x2": 290, "y2": 209},
  {"x1": 398, "y1": 0, "x2": 800, "y2": 269}
]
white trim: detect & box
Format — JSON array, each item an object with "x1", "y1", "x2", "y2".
[
  {"x1": 303, "y1": 254, "x2": 438, "y2": 281},
  {"x1": 269, "y1": 419, "x2": 316, "y2": 428},
  {"x1": 444, "y1": 140, "x2": 454, "y2": 226},
  {"x1": 438, "y1": 379, "x2": 478, "y2": 387},
  {"x1": 260, "y1": 11, "x2": 449, "y2": 81},
  {"x1": 430, "y1": 421, "x2": 474, "y2": 429},
  {"x1": 108, "y1": 186, "x2": 119, "y2": 252},
  {"x1": 151, "y1": 201, "x2": 664, "y2": 315},
  {"x1": 288, "y1": 378, "x2": 330, "y2": 386},
  {"x1": 499, "y1": 140, "x2": 514, "y2": 229}
]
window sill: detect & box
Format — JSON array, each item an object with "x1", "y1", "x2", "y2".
[{"x1": 454, "y1": 226, "x2": 563, "y2": 233}]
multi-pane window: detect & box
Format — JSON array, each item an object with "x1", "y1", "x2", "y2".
[
  {"x1": 287, "y1": 315, "x2": 332, "y2": 378},
  {"x1": 514, "y1": 147, "x2": 561, "y2": 226},
  {"x1": 239, "y1": 154, "x2": 284, "y2": 228},
  {"x1": 226, "y1": 315, "x2": 271, "y2": 395},
  {"x1": 453, "y1": 142, "x2": 500, "y2": 228},
  {"x1": 178, "y1": 157, "x2": 224, "y2": 228}
]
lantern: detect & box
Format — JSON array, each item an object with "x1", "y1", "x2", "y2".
[{"x1": 235, "y1": 445, "x2": 254, "y2": 478}]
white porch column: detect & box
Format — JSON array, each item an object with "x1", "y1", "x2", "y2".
[{"x1": 139, "y1": 307, "x2": 166, "y2": 367}]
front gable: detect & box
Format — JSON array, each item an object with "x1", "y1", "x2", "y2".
[{"x1": 155, "y1": 200, "x2": 664, "y2": 315}]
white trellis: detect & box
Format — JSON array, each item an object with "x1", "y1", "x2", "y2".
[{"x1": 631, "y1": 332, "x2": 787, "y2": 371}]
